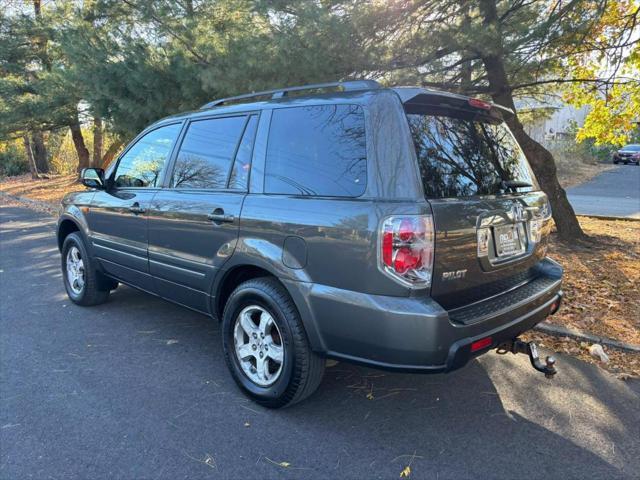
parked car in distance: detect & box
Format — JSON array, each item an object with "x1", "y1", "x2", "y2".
[
  {"x1": 57, "y1": 80, "x2": 563, "y2": 408},
  {"x1": 613, "y1": 144, "x2": 640, "y2": 165}
]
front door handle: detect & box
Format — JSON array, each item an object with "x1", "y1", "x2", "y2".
[
  {"x1": 207, "y1": 209, "x2": 235, "y2": 224},
  {"x1": 129, "y1": 203, "x2": 146, "y2": 215}
]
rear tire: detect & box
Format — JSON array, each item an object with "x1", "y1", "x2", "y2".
[
  {"x1": 222, "y1": 277, "x2": 325, "y2": 408},
  {"x1": 61, "y1": 232, "x2": 110, "y2": 306}
]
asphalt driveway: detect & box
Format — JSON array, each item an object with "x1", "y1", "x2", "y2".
[
  {"x1": 567, "y1": 165, "x2": 640, "y2": 218},
  {"x1": 1, "y1": 205, "x2": 639, "y2": 479}
]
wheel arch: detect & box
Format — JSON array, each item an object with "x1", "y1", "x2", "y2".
[
  {"x1": 57, "y1": 217, "x2": 82, "y2": 251},
  {"x1": 214, "y1": 264, "x2": 278, "y2": 320},
  {"x1": 213, "y1": 263, "x2": 326, "y2": 353}
]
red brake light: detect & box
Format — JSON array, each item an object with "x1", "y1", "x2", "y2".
[
  {"x1": 382, "y1": 229, "x2": 393, "y2": 266},
  {"x1": 471, "y1": 337, "x2": 492, "y2": 352},
  {"x1": 379, "y1": 215, "x2": 434, "y2": 287},
  {"x1": 468, "y1": 98, "x2": 492, "y2": 110}
]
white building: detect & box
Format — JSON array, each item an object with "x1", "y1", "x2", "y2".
[{"x1": 516, "y1": 98, "x2": 590, "y2": 145}]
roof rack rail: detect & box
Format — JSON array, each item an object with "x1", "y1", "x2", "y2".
[{"x1": 200, "y1": 80, "x2": 381, "y2": 110}]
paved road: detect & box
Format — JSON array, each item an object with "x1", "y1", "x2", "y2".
[
  {"x1": 1, "y1": 206, "x2": 639, "y2": 480},
  {"x1": 567, "y1": 165, "x2": 640, "y2": 218}
]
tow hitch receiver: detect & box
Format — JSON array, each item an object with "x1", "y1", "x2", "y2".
[{"x1": 498, "y1": 339, "x2": 557, "y2": 378}]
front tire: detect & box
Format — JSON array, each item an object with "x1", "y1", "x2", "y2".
[
  {"x1": 61, "y1": 232, "x2": 110, "y2": 306},
  {"x1": 222, "y1": 277, "x2": 325, "y2": 408}
]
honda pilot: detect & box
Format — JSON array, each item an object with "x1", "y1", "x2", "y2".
[{"x1": 57, "y1": 80, "x2": 563, "y2": 408}]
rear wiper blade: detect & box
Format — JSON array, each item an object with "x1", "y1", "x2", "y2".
[{"x1": 501, "y1": 180, "x2": 532, "y2": 192}]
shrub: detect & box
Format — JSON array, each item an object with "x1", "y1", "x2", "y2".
[{"x1": 0, "y1": 142, "x2": 29, "y2": 177}]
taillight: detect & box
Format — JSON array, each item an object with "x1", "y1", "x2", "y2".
[
  {"x1": 379, "y1": 215, "x2": 434, "y2": 287},
  {"x1": 529, "y1": 199, "x2": 552, "y2": 243}
]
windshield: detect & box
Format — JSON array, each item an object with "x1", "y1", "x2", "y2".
[
  {"x1": 407, "y1": 110, "x2": 538, "y2": 198},
  {"x1": 621, "y1": 145, "x2": 640, "y2": 151}
]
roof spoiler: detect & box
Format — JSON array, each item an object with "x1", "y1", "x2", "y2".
[
  {"x1": 394, "y1": 87, "x2": 515, "y2": 117},
  {"x1": 200, "y1": 80, "x2": 381, "y2": 110}
]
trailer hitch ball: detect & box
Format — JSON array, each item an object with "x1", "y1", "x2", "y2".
[{"x1": 499, "y1": 339, "x2": 558, "y2": 378}]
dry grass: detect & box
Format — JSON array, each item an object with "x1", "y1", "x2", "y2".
[{"x1": 0, "y1": 174, "x2": 80, "y2": 205}]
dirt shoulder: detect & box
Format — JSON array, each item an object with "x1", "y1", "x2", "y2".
[{"x1": 556, "y1": 161, "x2": 615, "y2": 189}]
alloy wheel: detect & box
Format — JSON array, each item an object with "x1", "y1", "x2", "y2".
[
  {"x1": 233, "y1": 305, "x2": 284, "y2": 386},
  {"x1": 66, "y1": 246, "x2": 85, "y2": 295}
]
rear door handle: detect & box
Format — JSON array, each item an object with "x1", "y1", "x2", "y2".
[
  {"x1": 207, "y1": 209, "x2": 235, "y2": 224},
  {"x1": 129, "y1": 203, "x2": 146, "y2": 215},
  {"x1": 207, "y1": 210, "x2": 235, "y2": 224}
]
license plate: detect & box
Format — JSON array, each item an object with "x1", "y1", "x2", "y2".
[{"x1": 494, "y1": 224, "x2": 525, "y2": 257}]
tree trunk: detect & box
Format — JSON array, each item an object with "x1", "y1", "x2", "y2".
[
  {"x1": 185, "y1": 0, "x2": 194, "y2": 17},
  {"x1": 482, "y1": 56, "x2": 585, "y2": 241},
  {"x1": 92, "y1": 116, "x2": 103, "y2": 167},
  {"x1": 31, "y1": 131, "x2": 49, "y2": 174},
  {"x1": 101, "y1": 140, "x2": 124, "y2": 168},
  {"x1": 477, "y1": 0, "x2": 585, "y2": 241},
  {"x1": 23, "y1": 135, "x2": 40, "y2": 179},
  {"x1": 70, "y1": 115, "x2": 90, "y2": 175}
]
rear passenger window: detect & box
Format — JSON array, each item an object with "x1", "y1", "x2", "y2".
[
  {"x1": 229, "y1": 115, "x2": 258, "y2": 190},
  {"x1": 172, "y1": 116, "x2": 246, "y2": 189},
  {"x1": 265, "y1": 105, "x2": 366, "y2": 197}
]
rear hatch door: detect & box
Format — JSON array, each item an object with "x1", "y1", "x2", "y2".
[{"x1": 401, "y1": 91, "x2": 551, "y2": 310}]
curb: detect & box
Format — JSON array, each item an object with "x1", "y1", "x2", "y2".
[
  {"x1": 534, "y1": 321, "x2": 640, "y2": 353},
  {"x1": 0, "y1": 191, "x2": 59, "y2": 216}
]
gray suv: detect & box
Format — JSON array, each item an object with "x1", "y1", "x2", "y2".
[{"x1": 57, "y1": 80, "x2": 563, "y2": 408}]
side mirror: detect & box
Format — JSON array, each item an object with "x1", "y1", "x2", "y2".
[{"x1": 81, "y1": 168, "x2": 105, "y2": 189}]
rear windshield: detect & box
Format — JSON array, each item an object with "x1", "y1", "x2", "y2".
[{"x1": 407, "y1": 110, "x2": 537, "y2": 198}]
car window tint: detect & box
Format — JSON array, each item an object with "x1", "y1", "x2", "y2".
[
  {"x1": 265, "y1": 105, "x2": 367, "y2": 197},
  {"x1": 172, "y1": 116, "x2": 246, "y2": 189},
  {"x1": 114, "y1": 124, "x2": 181, "y2": 188},
  {"x1": 228, "y1": 115, "x2": 258, "y2": 190},
  {"x1": 407, "y1": 112, "x2": 536, "y2": 197}
]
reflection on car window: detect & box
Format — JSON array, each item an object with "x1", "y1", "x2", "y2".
[
  {"x1": 114, "y1": 124, "x2": 181, "y2": 188},
  {"x1": 408, "y1": 112, "x2": 537, "y2": 198},
  {"x1": 229, "y1": 115, "x2": 258, "y2": 190},
  {"x1": 172, "y1": 116, "x2": 246, "y2": 189},
  {"x1": 265, "y1": 104, "x2": 367, "y2": 197}
]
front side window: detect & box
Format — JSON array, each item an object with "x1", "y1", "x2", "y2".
[
  {"x1": 114, "y1": 123, "x2": 182, "y2": 188},
  {"x1": 172, "y1": 116, "x2": 246, "y2": 189},
  {"x1": 265, "y1": 104, "x2": 367, "y2": 197},
  {"x1": 408, "y1": 111, "x2": 537, "y2": 198}
]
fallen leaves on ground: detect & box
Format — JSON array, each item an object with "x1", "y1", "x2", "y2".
[
  {"x1": 547, "y1": 218, "x2": 640, "y2": 346},
  {"x1": 532, "y1": 217, "x2": 640, "y2": 377},
  {"x1": 0, "y1": 174, "x2": 79, "y2": 205}
]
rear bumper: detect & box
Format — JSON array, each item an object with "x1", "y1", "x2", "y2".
[{"x1": 284, "y1": 257, "x2": 563, "y2": 373}]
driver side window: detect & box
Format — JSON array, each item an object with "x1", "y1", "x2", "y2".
[{"x1": 113, "y1": 123, "x2": 182, "y2": 188}]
